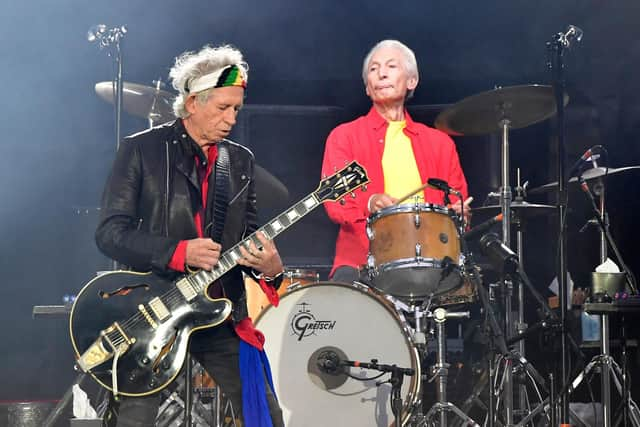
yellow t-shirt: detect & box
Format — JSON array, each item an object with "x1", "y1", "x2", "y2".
[{"x1": 382, "y1": 120, "x2": 424, "y2": 204}]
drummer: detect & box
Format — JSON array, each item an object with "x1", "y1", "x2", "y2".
[{"x1": 321, "y1": 39, "x2": 471, "y2": 283}]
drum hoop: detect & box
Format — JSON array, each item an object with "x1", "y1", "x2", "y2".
[
  {"x1": 368, "y1": 203, "x2": 451, "y2": 223},
  {"x1": 375, "y1": 257, "x2": 461, "y2": 273},
  {"x1": 254, "y1": 281, "x2": 422, "y2": 422},
  {"x1": 284, "y1": 268, "x2": 320, "y2": 280}
]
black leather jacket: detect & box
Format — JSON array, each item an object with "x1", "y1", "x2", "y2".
[{"x1": 96, "y1": 119, "x2": 276, "y2": 324}]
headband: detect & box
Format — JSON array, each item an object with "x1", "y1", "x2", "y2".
[{"x1": 186, "y1": 63, "x2": 248, "y2": 94}]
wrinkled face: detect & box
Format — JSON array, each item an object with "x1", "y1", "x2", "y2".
[
  {"x1": 365, "y1": 46, "x2": 417, "y2": 105},
  {"x1": 185, "y1": 85, "x2": 244, "y2": 145}
]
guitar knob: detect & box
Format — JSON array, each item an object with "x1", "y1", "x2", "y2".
[{"x1": 140, "y1": 356, "x2": 150, "y2": 365}]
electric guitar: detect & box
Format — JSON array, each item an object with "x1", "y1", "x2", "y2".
[{"x1": 69, "y1": 161, "x2": 368, "y2": 397}]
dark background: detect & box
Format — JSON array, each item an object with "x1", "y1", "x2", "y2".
[{"x1": 1, "y1": 0, "x2": 639, "y2": 404}]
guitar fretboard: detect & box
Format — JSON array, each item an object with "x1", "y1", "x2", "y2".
[{"x1": 185, "y1": 193, "x2": 321, "y2": 292}]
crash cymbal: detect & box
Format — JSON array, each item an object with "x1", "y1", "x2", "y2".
[
  {"x1": 255, "y1": 164, "x2": 289, "y2": 210},
  {"x1": 471, "y1": 201, "x2": 556, "y2": 218},
  {"x1": 528, "y1": 166, "x2": 640, "y2": 195},
  {"x1": 95, "y1": 81, "x2": 175, "y2": 123},
  {"x1": 434, "y1": 84, "x2": 569, "y2": 136}
]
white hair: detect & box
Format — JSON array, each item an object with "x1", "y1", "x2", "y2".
[
  {"x1": 169, "y1": 44, "x2": 248, "y2": 119},
  {"x1": 361, "y1": 39, "x2": 419, "y2": 99}
]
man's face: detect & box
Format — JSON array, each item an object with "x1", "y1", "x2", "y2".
[
  {"x1": 365, "y1": 46, "x2": 417, "y2": 105},
  {"x1": 185, "y1": 85, "x2": 244, "y2": 144}
]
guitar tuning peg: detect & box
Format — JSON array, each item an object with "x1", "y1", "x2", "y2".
[
  {"x1": 339, "y1": 199, "x2": 346, "y2": 205},
  {"x1": 350, "y1": 192, "x2": 356, "y2": 198}
]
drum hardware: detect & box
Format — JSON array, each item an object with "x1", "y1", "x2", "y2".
[{"x1": 419, "y1": 308, "x2": 479, "y2": 427}]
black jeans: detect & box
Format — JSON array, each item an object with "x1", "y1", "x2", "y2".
[{"x1": 104, "y1": 329, "x2": 284, "y2": 427}]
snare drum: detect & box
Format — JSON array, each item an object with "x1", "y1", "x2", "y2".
[
  {"x1": 245, "y1": 268, "x2": 319, "y2": 320},
  {"x1": 366, "y1": 203, "x2": 462, "y2": 301},
  {"x1": 256, "y1": 282, "x2": 420, "y2": 426}
]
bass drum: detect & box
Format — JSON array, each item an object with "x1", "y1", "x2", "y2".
[{"x1": 256, "y1": 282, "x2": 420, "y2": 426}]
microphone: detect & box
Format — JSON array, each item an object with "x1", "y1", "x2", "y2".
[
  {"x1": 87, "y1": 24, "x2": 127, "y2": 48},
  {"x1": 479, "y1": 233, "x2": 519, "y2": 274},
  {"x1": 567, "y1": 147, "x2": 596, "y2": 178},
  {"x1": 316, "y1": 350, "x2": 341, "y2": 374},
  {"x1": 560, "y1": 25, "x2": 584, "y2": 48},
  {"x1": 427, "y1": 178, "x2": 462, "y2": 197},
  {"x1": 463, "y1": 214, "x2": 503, "y2": 241}
]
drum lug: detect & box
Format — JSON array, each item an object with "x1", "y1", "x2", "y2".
[
  {"x1": 367, "y1": 254, "x2": 377, "y2": 274},
  {"x1": 414, "y1": 214, "x2": 421, "y2": 228},
  {"x1": 415, "y1": 243, "x2": 422, "y2": 257},
  {"x1": 366, "y1": 224, "x2": 375, "y2": 240}
]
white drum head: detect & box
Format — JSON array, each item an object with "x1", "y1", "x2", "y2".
[{"x1": 256, "y1": 282, "x2": 420, "y2": 426}]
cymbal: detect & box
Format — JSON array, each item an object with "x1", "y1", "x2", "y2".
[
  {"x1": 255, "y1": 164, "x2": 289, "y2": 210},
  {"x1": 471, "y1": 201, "x2": 556, "y2": 218},
  {"x1": 95, "y1": 81, "x2": 175, "y2": 123},
  {"x1": 529, "y1": 166, "x2": 640, "y2": 195},
  {"x1": 434, "y1": 84, "x2": 569, "y2": 136}
]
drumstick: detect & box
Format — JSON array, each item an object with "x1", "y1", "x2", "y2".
[{"x1": 392, "y1": 182, "x2": 431, "y2": 206}]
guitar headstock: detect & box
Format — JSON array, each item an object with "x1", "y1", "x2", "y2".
[{"x1": 316, "y1": 161, "x2": 369, "y2": 202}]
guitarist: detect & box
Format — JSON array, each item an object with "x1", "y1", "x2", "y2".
[{"x1": 95, "y1": 44, "x2": 285, "y2": 427}]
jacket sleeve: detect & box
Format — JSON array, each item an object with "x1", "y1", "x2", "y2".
[
  {"x1": 95, "y1": 139, "x2": 180, "y2": 273},
  {"x1": 321, "y1": 126, "x2": 370, "y2": 227},
  {"x1": 445, "y1": 135, "x2": 469, "y2": 204}
]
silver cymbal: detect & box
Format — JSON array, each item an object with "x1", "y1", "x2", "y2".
[
  {"x1": 529, "y1": 166, "x2": 640, "y2": 195},
  {"x1": 435, "y1": 84, "x2": 569, "y2": 136},
  {"x1": 471, "y1": 201, "x2": 556, "y2": 218},
  {"x1": 95, "y1": 81, "x2": 175, "y2": 123}
]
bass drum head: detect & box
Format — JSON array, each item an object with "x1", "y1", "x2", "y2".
[{"x1": 256, "y1": 282, "x2": 420, "y2": 426}]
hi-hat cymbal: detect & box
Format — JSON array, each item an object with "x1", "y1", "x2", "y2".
[
  {"x1": 471, "y1": 201, "x2": 556, "y2": 218},
  {"x1": 95, "y1": 81, "x2": 175, "y2": 123},
  {"x1": 435, "y1": 84, "x2": 569, "y2": 136},
  {"x1": 529, "y1": 166, "x2": 640, "y2": 195}
]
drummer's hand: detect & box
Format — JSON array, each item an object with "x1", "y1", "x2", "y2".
[
  {"x1": 368, "y1": 193, "x2": 398, "y2": 214},
  {"x1": 237, "y1": 231, "x2": 284, "y2": 278},
  {"x1": 448, "y1": 197, "x2": 473, "y2": 226}
]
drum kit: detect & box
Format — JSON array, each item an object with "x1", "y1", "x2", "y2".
[{"x1": 91, "y1": 75, "x2": 640, "y2": 426}]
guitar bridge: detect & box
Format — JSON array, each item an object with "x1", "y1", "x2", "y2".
[{"x1": 76, "y1": 322, "x2": 135, "y2": 372}]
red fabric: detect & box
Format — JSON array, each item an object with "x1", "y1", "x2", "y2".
[
  {"x1": 234, "y1": 317, "x2": 265, "y2": 351},
  {"x1": 321, "y1": 107, "x2": 468, "y2": 277},
  {"x1": 257, "y1": 277, "x2": 279, "y2": 308},
  {"x1": 167, "y1": 145, "x2": 218, "y2": 272},
  {"x1": 168, "y1": 240, "x2": 189, "y2": 272}
]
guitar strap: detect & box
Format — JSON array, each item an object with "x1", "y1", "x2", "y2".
[{"x1": 209, "y1": 142, "x2": 230, "y2": 244}]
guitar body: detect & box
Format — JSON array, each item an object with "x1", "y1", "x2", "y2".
[{"x1": 69, "y1": 271, "x2": 232, "y2": 397}]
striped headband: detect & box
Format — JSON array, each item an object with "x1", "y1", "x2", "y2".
[{"x1": 187, "y1": 63, "x2": 248, "y2": 93}]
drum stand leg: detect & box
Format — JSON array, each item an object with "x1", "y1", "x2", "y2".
[{"x1": 423, "y1": 307, "x2": 479, "y2": 427}]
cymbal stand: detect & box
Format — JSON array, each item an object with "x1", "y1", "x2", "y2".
[{"x1": 498, "y1": 112, "x2": 515, "y2": 426}]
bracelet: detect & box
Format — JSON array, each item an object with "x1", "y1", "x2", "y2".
[{"x1": 252, "y1": 269, "x2": 284, "y2": 282}]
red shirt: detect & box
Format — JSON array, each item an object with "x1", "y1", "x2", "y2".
[{"x1": 321, "y1": 107, "x2": 468, "y2": 277}]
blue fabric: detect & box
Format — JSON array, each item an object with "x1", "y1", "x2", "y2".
[{"x1": 239, "y1": 340, "x2": 277, "y2": 427}]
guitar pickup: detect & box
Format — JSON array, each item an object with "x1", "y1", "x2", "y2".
[{"x1": 76, "y1": 322, "x2": 135, "y2": 372}]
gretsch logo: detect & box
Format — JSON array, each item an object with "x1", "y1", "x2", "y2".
[{"x1": 291, "y1": 302, "x2": 336, "y2": 341}]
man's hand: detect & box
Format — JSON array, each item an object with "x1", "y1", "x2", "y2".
[
  {"x1": 448, "y1": 196, "x2": 473, "y2": 226},
  {"x1": 237, "y1": 231, "x2": 284, "y2": 278},
  {"x1": 185, "y1": 238, "x2": 222, "y2": 271},
  {"x1": 368, "y1": 193, "x2": 398, "y2": 214}
]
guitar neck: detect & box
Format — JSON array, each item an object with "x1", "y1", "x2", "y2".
[{"x1": 189, "y1": 192, "x2": 322, "y2": 290}]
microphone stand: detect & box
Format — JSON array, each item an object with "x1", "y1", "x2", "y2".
[{"x1": 547, "y1": 28, "x2": 572, "y2": 424}]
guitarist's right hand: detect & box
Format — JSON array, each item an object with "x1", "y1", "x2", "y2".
[{"x1": 185, "y1": 238, "x2": 222, "y2": 271}]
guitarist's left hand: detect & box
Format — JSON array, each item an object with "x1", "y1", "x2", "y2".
[{"x1": 237, "y1": 231, "x2": 284, "y2": 278}]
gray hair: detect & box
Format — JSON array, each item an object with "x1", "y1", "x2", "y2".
[
  {"x1": 361, "y1": 39, "x2": 419, "y2": 99},
  {"x1": 169, "y1": 44, "x2": 248, "y2": 118}
]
